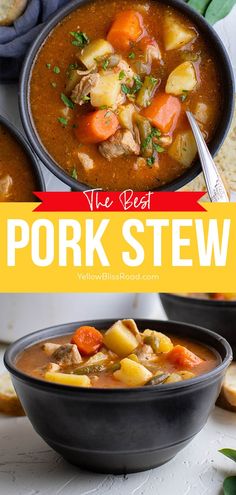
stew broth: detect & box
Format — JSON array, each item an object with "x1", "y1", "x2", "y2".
[
  {"x1": 0, "y1": 123, "x2": 37, "y2": 201},
  {"x1": 30, "y1": 0, "x2": 221, "y2": 191}
]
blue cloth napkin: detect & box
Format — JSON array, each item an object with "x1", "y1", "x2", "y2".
[{"x1": 0, "y1": 0, "x2": 69, "y2": 82}]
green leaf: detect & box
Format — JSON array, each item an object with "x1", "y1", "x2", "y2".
[
  {"x1": 71, "y1": 168, "x2": 78, "y2": 180},
  {"x1": 102, "y1": 59, "x2": 109, "y2": 70},
  {"x1": 60, "y1": 93, "x2": 75, "y2": 109},
  {"x1": 53, "y1": 66, "x2": 60, "y2": 74},
  {"x1": 121, "y1": 84, "x2": 131, "y2": 95},
  {"x1": 46, "y1": 63, "x2": 51, "y2": 69},
  {"x1": 58, "y1": 117, "x2": 68, "y2": 126},
  {"x1": 220, "y1": 449, "x2": 236, "y2": 462},
  {"x1": 187, "y1": 0, "x2": 211, "y2": 15},
  {"x1": 119, "y1": 70, "x2": 126, "y2": 80},
  {"x1": 223, "y1": 476, "x2": 236, "y2": 495},
  {"x1": 70, "y1": 31, "x2": 89, "y2": 47},
  {"x1": 146, "y1": 156, "x2": 155, "y2": 167},
  {"x1": 205, "y1": 0, "x2": 236, "y2": 24},
  {"x1": 128, "y1": 52, "x2": 135, "y2": 59},
  {"x1": 153, "y1": 143, "x2": 165, "y2": 153}
]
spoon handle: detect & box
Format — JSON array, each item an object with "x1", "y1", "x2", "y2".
[{"x1": 186, "y1": 111, "x2": 230, "y2": 202}]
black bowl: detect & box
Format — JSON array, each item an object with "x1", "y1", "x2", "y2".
[
  {"x1": 0, "y1": 114, "x2": 45, "y2": 198},
  {"x1": 19, "y1": 0, "x2": 235, "y2": 192},
  {"x1": 160, "y1": 293, "x2": 236, "y2": 358},
  {"x1": 4, "y1": 318, "x2": 232, "y2": 474}
]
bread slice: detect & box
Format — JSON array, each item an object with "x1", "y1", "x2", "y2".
[
  {"x1": 0, "y1": 0, "x2": 28, "y2": 26},
  {"x1": 0, "y1": 373, "x2": 25, "y2": 416},
  {"x1": 217, "y1": 363, "x2": 236, "y2": 412}
]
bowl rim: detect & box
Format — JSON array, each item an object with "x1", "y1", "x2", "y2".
[
  {"x1": 0, "y1": 114, "x2": 46, "y2": 194},
  {"x1": 19, "y1": 0, "x2": 235, "y2": 192},
  {"x1": 159, "y1": 292, "x2": 236, "y2": 308},
  {"x1": 4, "y1": 318, "x2": 232, "y2": 396}
]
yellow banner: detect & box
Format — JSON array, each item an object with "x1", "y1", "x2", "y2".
[{"x1": 0, "y1": 203, "x2": 235, "y2": 292}]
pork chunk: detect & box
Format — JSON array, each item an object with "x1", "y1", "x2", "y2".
[
  {"x1": 71, "y1": 73, "x2": 100, "y2": 105},
  {"x1": 51, "y1": 344, "x2": 82, "y2": 367},
  {"x1": 99, "y1": 129, "x2": 140, "y2": 160}
]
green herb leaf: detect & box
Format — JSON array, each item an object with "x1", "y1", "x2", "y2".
[
  {"x1": 53, "y1": 66, "x2": 60, "y2": 74},
  {"x1": 132, "y1": 75, "x2": 143, "y2": 94},
  {"x1": 58, "y1": 117, "x2": 68, "y2": 126},
  {"x1": 61, "y1": 93, "x2": 75, "y2": 109},
  {"x1": 146, "y1": 156, "x2": 155, "y2": 167},
  {"x1": 99, "y1": 105, "x2": 109, "y2": 110},
  {"x1": 102, "y1": 59, "x2": 109, "y2": 70},
  {"x1": 151, "y1": 127, "x2": 161, "y2": 137},
  {"x1": 71, "y1": 168, "x2": 78, "y2": 180},
  {"x1": 187, "y1": 0, "x2": 210, "y2": 15},
  {"x1": 121, "y1": 84, "x2": 131, "y2": 95},
  {"x1": 223, "y1": 476, "x2": 236, "y2": 495},
  {"x1": 70, "y1": 31, "x2": 90, "y2": 47},
  {"x1": 119, "y1": 70, "x2": 126, "y2": 80},
  {"x1": 180, "y1": 90, "x2": 189, "y2": 102},
  {"x1": 128, "y1": 52, "x2": 135, "y2": 59},
  {"x1": 220, "y1": 449, "x2": 236, "y2": 462},
  {"x1": 205, "y1": 0, "x2": 236, "y2": 24},
  {"x1": 46, "y1": 63, "x2": 51, "y2": 69},
  {"x1": 153, "y1": 143, "x2": 165, "y2": 153},
  {"x1": 82, "y1": 95, "x2": 90, "y2": 102}
]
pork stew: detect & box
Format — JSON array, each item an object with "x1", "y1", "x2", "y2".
[
  {"x1": 30, "y1": 0, "x2": 221, "y2": 191},
  {"x1": 0, "y1": 123, "x2": 38, "y2": 201},
  {"x1": 16, "y1": 319, "x2": 219, "y2": 388}
]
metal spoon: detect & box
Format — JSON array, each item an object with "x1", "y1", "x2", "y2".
[{"x1": 186, "y1": 111, "x2": 230, "y2": 202}]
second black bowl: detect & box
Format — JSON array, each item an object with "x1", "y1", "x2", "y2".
[
  {"x1": 4, "y1": 318, "x2": 232, "y2": 474},
  {"x1": 159, "y1": 293, "x2": 236, "y2": 357}
]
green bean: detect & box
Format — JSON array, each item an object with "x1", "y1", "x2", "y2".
[
  {"x1": 205, "y1": 0, "x2": 236, "y2": 24},
  {"x1": 135, "y1": 114, "x2": 153, "y2": 158},
  {"x1": 74, "y1": 364, "x2": 105, "y2": 375},
  {"x1": 187, "y1": 0, "x2": 211, "y2": 15},
  {"x1": 146, "y1": 372, "x2": 170, "y2": 386},
  {"x1": 143, "y1": 333, "x2": 160, "y2": 353},
  {"x1": 136, "y1": 76, "x2": 159, "y2": 108}
]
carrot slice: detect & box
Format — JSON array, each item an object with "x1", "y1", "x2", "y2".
[
  {"x1": 107, "y1": 10, "x2": 144, "y2": 52},
  {"x1": 75, "y1": 109, "x2": 119, "y2": 144},
  {"x1": 71, "y1": 326, "x2": 103, "y2": 356},
  {"x1": 141, "y1": 93, "x2": 181, "y2": 133},
  {"x1": 168, "y1": 345, "x2": 203, "y2": 369}
]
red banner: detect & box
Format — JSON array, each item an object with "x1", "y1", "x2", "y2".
[{"x1": 33, "y1": 190, "x2": 206, "y2": 212}]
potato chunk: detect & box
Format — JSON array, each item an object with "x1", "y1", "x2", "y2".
[
  {"x1": 113, "y1": 358, "x2": 152, "y2": 386},
  {"x1": 104, "y1": 320, "x2": 139, "y2": 357},
  {"x1": 45, "y1": 372, "x2": 91, "y2": 387},
  {"x1": 165, "y1": 62, "x2": 197, "y2": 95},
  {"x1": 79, "y1": 39, "x2": 114, "y2": 69},
  {"x1": 143, "y1": 330, "x2": 173, "y2": 353},
  {"x1": 90, "y1": 73, "x2": 121, "y2": 108},
  {"x1": 164, "y1": 13, "x2": 196, "y2": 51},
  {"x1": 168, "y1": 129, "x2": 197, "y2": 167},
  {"x1": 118, "y1": 104, "x2": 136, "y2": 132}
]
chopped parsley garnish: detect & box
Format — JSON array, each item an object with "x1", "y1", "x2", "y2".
[
  {"x1": 46, "y1": 63, "x2": 51, "y2": 69},
  {"x1": 71, "y1": 168, "x2": 78, "y2": 179},
  {"x1": 53, "y1": 66, "x2": 60, "y2": 74},
  {"x1": 180, "y1": 90, "x2": 188, "y2": 102},
  {"x1": 121, "y1": 75, "x2": 143, "y2": 96},
  {"x1": 70, "y1": 31, "x2": 89, "y2": 47},
  {"x1": 99, "y1": 105, "x2": 109, "y2": 110},
  {"x1": 149, "y1": 76, "x2": 158, "y2": 85},
  {"x1": 151, "y1": 127, "x2": 162, "y2": 137},
  {"x1": 61, "y1": 93, "x2": 75, "y2": 109},
  {"x1": 102, "y1": 59, "x2": 109, "y2": 70},
  {"x1": 128, "y1": 52, "x2": 135, "y2": 59},
  {"x1": 51, "y1": 82, "x2": 57, "y2": 88},
  {"x1": 82, "y1": 95, "x2": 90, "y2": 102},
  {"x1": 146, "y1": 156, "x2": 155, "y2": 167},
  {"x1": 58, "y1": 117, "x2": 68, "y2": 126},
  {"x1": 119, "y1": 70, "x2": 126, "y2": 80},
  {"x1": 153, "y1": 143, "x2": 165, "y2": 153}
]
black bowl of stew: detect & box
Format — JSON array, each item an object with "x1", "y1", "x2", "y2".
[
  {"x1": 0, "y1": 115, "x2": 45, "y2": 201},
  {"x1": 160, "y1": 293, "x2": 236, "y2": 358},
  {"x1": 4, "y1": 319, "x2": 232, "y2": 473},
  {"x1": 19, "y1": 0, "x2": 234, "y2": 192}
]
